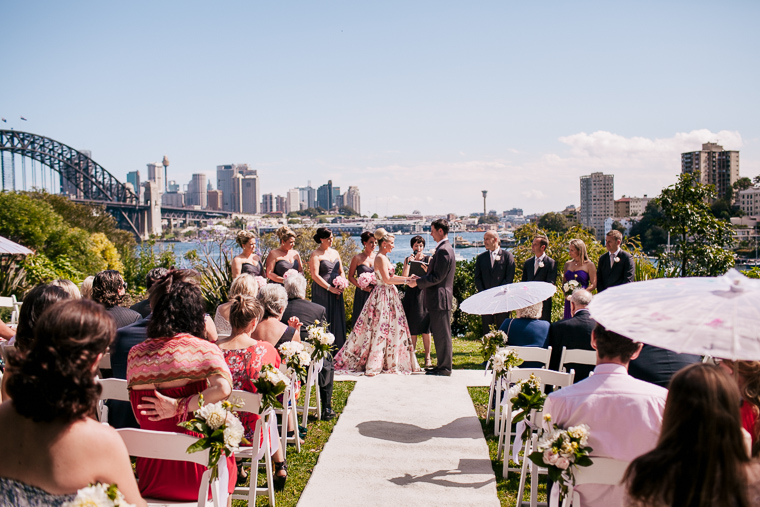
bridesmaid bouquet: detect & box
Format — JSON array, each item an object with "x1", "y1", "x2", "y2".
[
  {"x1": 178, "y1": 395, "x2": 248, "y2": 481},
  {"x1": 252, "y1": 363, "x2": 292, "y2": 411},
  {"x1": 563, "y1": 279, "x2": 580, "y2": 299},
  {"x1": 529, "y1": 416, "x2": 593, "y2": 505},
  {"x1": 279, "y1": 341, "x2": 312, "y2": 383},
  {"x1": 64, "y1": 483, "x2": 135, "y2": 507},
  {"x1": 305, "y1": 320, "x2": 336, "y2": 361},
  {"x1": 332, "y1": 275, "x2": 349, "y2": 290},
  {"x1": 508, "y1": 373, "x2": 547, "y2": 437},
  {"x1": 357, "y1": 272, "x2": 376, "y2": 289},
  {"x1": 254, "y1": 275, "x2": 268, "y2": 288}
]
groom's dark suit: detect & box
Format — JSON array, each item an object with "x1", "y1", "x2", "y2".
[
  {"x1": 521, "y1": 255, "x2": 558, "y2": 322},
  {"x1": 474, "y1": 247, "x2": 515, "y2": 333},
  {"x1": 597, "y1": 250, "x2": 635, "y2": 292},
  {"x1": 416, "y1": 238, "x2": 456, "y2": 373}
]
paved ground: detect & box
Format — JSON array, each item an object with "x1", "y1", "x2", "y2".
[{"x1": 298, "y1": 370, "x2": 499, "y2": 507}]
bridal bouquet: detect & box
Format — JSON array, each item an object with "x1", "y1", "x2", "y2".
[
  {"x1": 332, "y1": 275, "x2": 349, "y2": 290},
  {"x1": 490, "y1": 348, "x2": 523, "y2": 381},
  {"x1": 252, "y1": 363, "x2": 292, "y2": 411},
  {"x1": 305, "y1": 319, "x2": 335, "y2": 361},
  {"x1": 357, "y1": 271, "x2": 376, "y2": 289},
  {"x1": 64, "y1": 483, "x2": 135, "y2": 507},
  {"x1": 279, "y1": 341, "x2": 312, "y2": 383},
  {"x1": 508, "y1": 373, "x2": 547, "y2": 438},
  {"x1": 178, "y1": 396, "x2": 248, "y2": 481},
  {"x1": 529, "y1": 416, "x2": 593, "y2": 504},
  {"x1": 481, "y1": 326, "x2": 508, "y2": 363},
  {"x1": 254, "y1": 275, "x2": 268, "y2": 288}
]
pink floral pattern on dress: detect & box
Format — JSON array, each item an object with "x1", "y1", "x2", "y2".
[{"x1": 334, "y1": 274, "x2": 420, "y2": 376}]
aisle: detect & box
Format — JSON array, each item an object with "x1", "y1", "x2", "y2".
[{"x1": 297, "y1": 371, "x2": 500, "y2": 507}]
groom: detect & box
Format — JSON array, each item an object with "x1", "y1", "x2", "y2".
[{"x1": 409, "y1": 218, "x2": 456, "y2": 376}]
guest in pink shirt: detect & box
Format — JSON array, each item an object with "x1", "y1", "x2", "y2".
[{"x1": 543, "y1": 323, "x2": 667, "y2": 507}]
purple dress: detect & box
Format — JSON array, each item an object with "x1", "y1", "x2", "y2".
[{"x1": 563, "y1": 270, "x2": 590, "y2": 319}]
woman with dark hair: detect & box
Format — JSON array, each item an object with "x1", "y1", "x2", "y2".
[
  {"x1": 624, "y1": 363, "x2": 760, "y2": 507},
  {"x1": 217, "y1": 295, "x2": 288, "y2": 489},
  {"x1": 92, "y1": 269, "x2": 141, "y2": 327},
  {"x1": 348, "y1": 231, "x2": 377, "y2": 326},
  {"x1": 231, "y1": 230, "x2": 264, "y2": 279},
  {"x1": 402, "y1": 235, "x2": 432, "y2": 367},
  {"x1": 718, "y1": 360, "x2": 760, "y2": 457},
  {"x1": 309, "y1": 227, "x2": 347, "y2": 350},
  {"x1": 0, "y1": 299, "x2": 146, "y2": 506},
  {"x1": 266, "y1": 226, "x2": 303, "y2": 284},
  {"x1": 12, "y1": 283, "x2": 70, "y2": 352},
  {"x1": 127, "y1": 270, "x2": 236, "y2": 501}
]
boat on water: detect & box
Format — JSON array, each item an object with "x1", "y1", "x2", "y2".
[{"x1": 453, "y1": 236, "x2": 473, "y2": 248}]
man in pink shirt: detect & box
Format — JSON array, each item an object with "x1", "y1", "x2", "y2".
[{"x1": 543, "y1": 323, "x2": 667, "y2": 507}]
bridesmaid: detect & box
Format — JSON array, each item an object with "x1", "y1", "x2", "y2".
[
  {"x1": 347, "y1": 231, "x2": 377, "y2": 326},
  {"x1": 402, "y1": 235, "x2": 432, "y2": 368},
  {"x1": 562, "y1": 238, "x2": 597, "y2": 319},
  {"x1": 266, "y1": 226, "x2": 304, "y2": 284},
  {"x1": 231, "y1": 230, "x2": 264, "y2": 279},
  {"x1": 309, "y1": 228, "x2": 347, "y2": 350}
]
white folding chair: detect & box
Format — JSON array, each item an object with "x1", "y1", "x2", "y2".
[
  {"x1": 559, "y1": 457, "x2": 629, "y2": 507},
  {"x1": 98, "y1": 352, "x2": 112, "y2": 376},
  {"x1": 117, "y1": 428, "x2": 221, "y2": 507},
  {"x1": 230, "y1": 389, "x2": 277, "y2": 507},
  {"x1": 295, "y1": 359, "x2": 322, "y2": 427},
  {"x1": 0, "y1": 296, "x2": 19, "y2": 325},
  {"x1": 96, "y1": 378, "x2": 129, "y2": 424},
  {"x1": 500, "y1": 368, "x2": 575, "y2": 479},
  {"x1": 488, "y1": 346, "x2": 552, "y2": 436},
  {"x1": 0, "y1": 343, "x2": 15, "y2": 365},
  {"x1": 558, "y1": 347, "x2": 596, "y2": 374},
  {"x1": 274, "y1": 365, "x2": 301, "y2": 458}
]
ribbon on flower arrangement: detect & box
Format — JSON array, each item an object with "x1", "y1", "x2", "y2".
[{"x1": 548, "y1": 477, "x2": 574, "y2": 507}]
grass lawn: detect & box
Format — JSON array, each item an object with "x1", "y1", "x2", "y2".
[{"x1": 414, "y1": 333, "x2": 485, "y2": 370}]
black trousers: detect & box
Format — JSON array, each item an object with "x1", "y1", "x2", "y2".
[
  {"x1": 428, "y1": 309, "x2": 453, "y2": 372},
  {"x1": 318, "y1": 350, "x2": 335, "y2": 410}
]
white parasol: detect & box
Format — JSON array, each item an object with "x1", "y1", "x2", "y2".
[
  {"x1": 460, "y1": 281, "x2": 557, "y2": 315},
  {"x1": 0, "y1": 235, "x2": 33, "y2": 255},
  {"x1": 587, "y1": 269, "x2": 760, "y2": 360}
]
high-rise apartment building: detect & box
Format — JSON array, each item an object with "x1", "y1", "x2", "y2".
[
  {"x1": 681, "y1": 143, "x2": 740, "y2": 202},
  {"x1": 276, "y1": 195, "x2": 287, "y2": 213},
  {"x1": 187, "y1": 173, "x2": 207, "y2": 208},
  {"x1": 286, "y1": 188, "x2": 300, "y2": 214},
  {"x1": 233, "y1": 169, "x2": 260, "y2": 214},
  {"x1": 261, "y1": 193, "x2": 275, "y2": 214},
  {"x1": 345, "y1": 186, "x2": 361, "y2": 214},
  {"x1": 207, "y1": 189, "x2": 223, "y2": 211},
  {"x1": 580, "y1": 172, "x2": 614, "y2": 241}
]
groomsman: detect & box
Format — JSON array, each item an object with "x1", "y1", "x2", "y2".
[
  {"x1": 521, "y1": 235, "x2": 558, "y2": 321},
  {"x1": 597, "y1": 230, "x2": 635, "y2": 292},
  {"x1": 473, "y1": 230, "x2": 515, "y2": 333}
]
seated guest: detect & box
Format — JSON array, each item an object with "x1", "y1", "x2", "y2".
[
  {"x1": 127, "y1": 269, "x2": 236, "y2": 501},
  {"x1": 50, "y1": 278, "x2": 82, "y2": 299},
  {"x1": 0, "y1": 320, "x2": 15, "y2": 341},
  {"x1": 92, "y1": 270, "x2": 141, "y2": 328},
  {"x1": 280, "y1": 272, "x2": 327, "y2": 340},
  {"x1": 545, "y1": 289, "x2": 596, "y2": 381},
  {"x1": 253, "y1": 284, "x2": 300, "y2": 349},
  {"x1": 80, "y1": 275, "x2": 95, "y2": 299},
  {"x1": 0, "y1": 299, "x2": 145, "y2": 506},
  {"x1": 624, "y1": 363, "x2": 760, "y2": 506},
  {"x1": 12, "y1": 284, "x2": 70, "y2": 352},
  {"x1": 130, "y1": 267, "x2": 168, "y2": 318},
  {"x1": 718, "y1": 360, "x2": 760, "y2": 457},
  {"x1": 216, "y1": 295, "x2": 288, "y2": 489},
  {"x1": 214, "y1": 273, "x2": 260, "y2": 337},
  {"x1": 628, "y1": 344, "x2": 700, "y2": 389},
  {"x1": 499, "y1": 302, "x2": 550, "y2": 347},
  {"x1": 543, "y1": 323, "x2": 667, "y2": 507}
]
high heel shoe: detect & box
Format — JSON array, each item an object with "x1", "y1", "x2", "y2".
[
  {"x1": 424, "y1": 356, "x2": 433, "y2": 369},
  {"x1": 274, "y1": 459, "x2": 288, "y2": 491}
]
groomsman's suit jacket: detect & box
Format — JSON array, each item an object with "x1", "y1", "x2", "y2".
[
  {"x1": 597, "y1": 250, "x2": 635, "y2": 292},
  {"x1": 416, "y1": 238, "x2": 456, "y2": 371},
  {"x1": 474, "y1": 248, "x2": 516, "y2": 332},
  {"x1": 544, "y1": 309, "x2": 596, "y2": 382},
  {"x1": 521, "y1": 255, "x2": 558, "y2": 321}
]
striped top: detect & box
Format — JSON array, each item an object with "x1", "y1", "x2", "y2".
[{"x1": 126, "y1": 333, "x2": 232, "y2": 388}]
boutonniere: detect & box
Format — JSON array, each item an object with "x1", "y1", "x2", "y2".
[
  {"x1": 614, "y1": 256, "x2": 620, "y2": 263},
  {"x1": 494, "y1": 254, "x2": 501, "y2": 262},
  {"x1": 538, "y1": 261, "x2": 545, "y2": 268}
]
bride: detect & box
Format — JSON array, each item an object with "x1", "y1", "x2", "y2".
[{"x1": 334, "y1": 228, "x2": 420, "y2": 376}]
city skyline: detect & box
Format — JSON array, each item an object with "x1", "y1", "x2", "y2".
[{"x1": 1, "y1": 1, "x2": 758, "y2": 216}]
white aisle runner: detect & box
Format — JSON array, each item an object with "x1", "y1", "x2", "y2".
[{"x1": 298, "y1": 371, "x2": 500, "y2": 507}]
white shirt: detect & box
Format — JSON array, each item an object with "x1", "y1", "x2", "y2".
[
  {"x1": 490, "y1": 249, "x2": 500, "y2": 267},
  {"x1": 543, "y1": 363, "x2": 667, "y2": 507},
  {"x1": 534, "y1": 254, "x2": 545, "y2": 274}
]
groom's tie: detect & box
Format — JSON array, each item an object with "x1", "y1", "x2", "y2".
[
  {"x1": 610, "y1": 253, "x2": 616, "y2": 268},
  {"x1": 534, "y1": 257, "x2": 539, "y2": 276}
]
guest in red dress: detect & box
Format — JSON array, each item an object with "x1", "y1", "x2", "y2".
[
  {"x1": 720, "y1": 360, "x2": 760, "y2": 456},
  {"x1": 127, "y1": 270, "x2": 236, "y2": 501}
]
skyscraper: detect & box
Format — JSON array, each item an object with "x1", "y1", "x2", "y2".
[
  {"x1": 146, "y1": 162, "x2": 163, "y2": 192},
  {"x1": 681, "y1": 142, "x2": 740, "y2": 202},
  {"x1": 126, "y1": 170, "x2": 141, "y2": 201},
  {"x1": 261, "y1": 193, "x2": 274, "y2": 214},
  {"x1": 317, "y1": 180, "x2": 334, "y2": 210},
  {"x1": 187, "y1": 173, "x2": 207, "y2": 208},
  {"x1": 299, "y1": 185, "x2": 316, "y2": 209},
  {"x1": 286, "y1": 188, "x2": 300, "y2": 213},
  {"x1": 233, "y1": 169, "x2": 260, "y2": 214},
  {"x1": 207, "y1": 189, "x2": 223, "y2": 210},
  {"x1": 276, "y1": 195, "x2": 287, "y2": 213},
  {"x1": 346, "y1": 186, "x2": 361, "y2": 214},
  {"x1": 579, "y1": 172, "x2": 614, "y2": 241}
]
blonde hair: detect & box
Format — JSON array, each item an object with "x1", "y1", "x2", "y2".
[
  {"x1": 568, "y1": 239, "x2": 589, "y2": 263},
  {"x1": 236, "y1": 230, "x2": 256, "y2": 248},
  {"x1": 79, "y1": 276, "x2": 95, "y2": 299},
  {"x1": 50, "y1": 279, "x2": 82, "y2": 300},
  {"x1": 374, "y1": 228, "x2": 394, "y2": 246},
  {"x1": 276, "y1": 226, "x2": 296, "y2": 243},
  {"x1": 229, "y1": 294, "x2": 263, "y2": 331},
  {"x1": 516, "y1": 302, "x2": 543, "y2": 320},
  {"x1": 229, "y1": 274, "x2": 259, "y2": 299}
]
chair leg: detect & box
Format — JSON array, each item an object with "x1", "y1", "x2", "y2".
[
  {"x1": 486, "y1": 375, "x2": 495, "y2": 423},
  {"x1": 493, "y1": 381, "x2": 502, "y2": 436}
]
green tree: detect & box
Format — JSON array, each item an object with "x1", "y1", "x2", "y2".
[
  {"x1": 231, "y1": 217, "x2": 247, "y2": 230},
  {"x1": 371, "y1": 213, "x2": 379, "y2": 219},
  {"x1": 339, "y1": 206, "x2": 359, "y2": 216},
  {"x1": 657, "y1": 173, "x2": 735, "y2": 277},
  {"x1": 734, "y1": 177, "x2": 753, "y2": 192},
  {"x1": 629, "y1": 201, "x2": 668, "y2": 253},
  {"x1": 537, "y1": 212, "x2": 569, "y2": 233},
  {"x1": 611, "y1": 221, "x2": 626, "y2": 235},
  {"x1": 477, "y1": 215, "x2": 499, "y2": 225}
]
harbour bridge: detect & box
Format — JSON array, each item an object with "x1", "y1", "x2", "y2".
[{"x1": 0, "y1": 130, "x2": 231, "y2": 240}]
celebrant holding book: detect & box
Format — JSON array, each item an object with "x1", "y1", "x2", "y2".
[{"x1": 402, "y1": 235, "x2": 432, "y2": 368}]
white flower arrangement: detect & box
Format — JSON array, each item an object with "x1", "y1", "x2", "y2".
[
  {"x1": 305, "y1": 320, "x2": 336, "y2": 361},
  {"x1": 252, "y1": 363, "x2": 292, "y2": 411},
  {"x1": 562, "y1": 279, "x2": 580, "y2": 295},
  {"x1": 278, "y1": 341, "x2": 312, "y2": 383},
  {"x1": 64, "y1": 483, "x2": 135, "y2": 507},
  {"x1": 481, "y1": 327, "x2": 508, "y2": 362},
  {"x1": 490, "y1": 348, "x2": 523, "y2": 379}
]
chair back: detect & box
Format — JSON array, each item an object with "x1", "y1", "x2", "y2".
[
  {"x1": 232, "y1": 389, "x2": 263, "y2": 415},
  {"x1": 509, "y1": 367, "x2": 575, "y2": 390},
  {"x1": 558, "y1": 347, "x2": 596, "y2": 373},
  {"x1": 500, "y1": 345, "x2": 552, "y2": 368},
  {"x1": 98, "y1": 352, "x2": 111, "y2": 371},
  {"x1": 561, "y1": 457, "x2": 630, "y2": 506},
  {"x1": 97, "y1": 378, "x2": 129, "y2": 401}
]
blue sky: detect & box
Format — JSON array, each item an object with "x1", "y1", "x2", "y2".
[{"x1": 2, "y1": 0, "x2": 758, "y2": 216}]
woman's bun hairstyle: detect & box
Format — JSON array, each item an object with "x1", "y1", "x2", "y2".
[
  {"x1": 313, "y1": 227, "x2": 332, "y2": 245},
  {"x1": 236, "y1": 230, "x2": 256, "y2": 248},
  {"x1": 276, "y1": 226, "x2": 296, "y2": 243}
]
